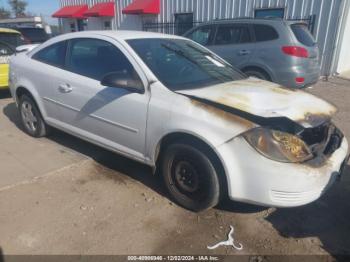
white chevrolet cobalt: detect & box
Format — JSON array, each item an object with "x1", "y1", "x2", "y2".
[{"x1": 9, "y1": 31, "x2": 349, "y2": 211}]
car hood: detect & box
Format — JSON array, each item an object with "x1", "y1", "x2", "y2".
[{"x1": 176, "y1": 78, "x2": 337, "y2": 128}]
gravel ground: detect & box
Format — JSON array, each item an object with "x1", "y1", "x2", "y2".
[{"x1": 0, "y1": 78, "x2": 349, "y2": 260}]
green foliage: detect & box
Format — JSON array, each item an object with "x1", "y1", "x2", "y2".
[
  {"x1": 0, "y1": 6, "x2": 11, "y2": 18},
  {"x1": 8, "y1": 0, "x2": 28, "y2": 17}
]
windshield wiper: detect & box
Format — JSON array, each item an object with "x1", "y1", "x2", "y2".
[
  {"x1": 185, "y1": 43, "x2": 247, "y2": 78},
  {"x1": 161, "y1": 43, "x2": 202, "y2": 67}
]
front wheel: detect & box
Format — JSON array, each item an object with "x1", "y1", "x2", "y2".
[
  {"x1": 19, "y1": 94, "x2": 49, "y2": 137},
  {"x1": 161, "y1": 143, "x2": 221, "y2": 212}
]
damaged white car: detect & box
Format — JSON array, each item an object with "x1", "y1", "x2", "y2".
[{"x1": 9, "y1": 31, "x2": 349, "y2": 211}]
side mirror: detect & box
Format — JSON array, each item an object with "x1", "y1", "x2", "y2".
[{"x1": 101, "y1": 71, "x2": 144, "y2": 94}]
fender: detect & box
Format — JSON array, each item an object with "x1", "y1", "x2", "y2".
[{"x1": 14, "y1": 79, "x2": 48, "y2": 120}]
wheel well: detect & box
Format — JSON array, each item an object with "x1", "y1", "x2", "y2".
[
  {"x1": 15, "y1": 87, "x2": 43, "y2": 118},
  {"x1": 16, "y1": 86, "x2": 34, "y2": 101},
  {"x1": 156, "y1": 132, "x2": 228, "y2": 198},
  {"x1": 241, "y1": 66, "x2": 272, "y2": 81}
]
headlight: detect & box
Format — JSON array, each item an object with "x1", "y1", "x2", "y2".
[{"x1": 243, "y1": 128, "x2": 313, "y2": 163}]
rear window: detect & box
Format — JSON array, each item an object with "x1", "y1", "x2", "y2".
[
  {"x1": 291, "y1": 23, "x2": 315, "y2": 47},
  {"x1": 253, "y1": 24, "x2": 279, "y2": 42}
]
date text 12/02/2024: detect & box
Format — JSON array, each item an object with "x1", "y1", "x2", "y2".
[{"x1": 127, "y1": 256, "x2": 220, "y2": 261}]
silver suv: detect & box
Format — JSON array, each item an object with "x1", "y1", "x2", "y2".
[{"x1": 184, "y1": 18, "x2": 320, "y2": 89}]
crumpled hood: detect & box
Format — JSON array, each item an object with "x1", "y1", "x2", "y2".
[{"x1": 176, "y1": 78, "x2": 337, "y2": 128}]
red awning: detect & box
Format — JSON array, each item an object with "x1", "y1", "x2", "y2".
[
  {"x1": 52, "y1": 5, "x2": 88, "y2": 19},
  {"x1": 84, "y1": 2, "x2": 115, "y2": 17},
  {"x1": 122, "y1": 0, "x2": 160, "y2": 15}
]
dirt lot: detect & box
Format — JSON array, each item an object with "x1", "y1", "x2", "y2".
[{"x1": 0, "y1": 78, "x2": 350, "y2": 259}]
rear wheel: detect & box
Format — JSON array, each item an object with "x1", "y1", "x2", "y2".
[
  {"x1": 244, "y1": 69, "x2": 270, "y2": 81},
  {"x1": 161, "y1": 142, "x2": 221, "y2": 212},
  {"x1": 19, "y1": 94, "x2": 49, "y2": 137}
]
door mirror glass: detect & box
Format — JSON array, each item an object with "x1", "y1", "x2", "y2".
[{"x1": 101, "y1": 71, "x2": 144, "y2": 93}]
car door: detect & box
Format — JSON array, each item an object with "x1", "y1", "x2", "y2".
[
  {"x1": 52, "y1": 37, "x2": 150, "y2": 160},
  {"x1": 30, "y1": 40, "x2": 68, "y2": 121},
  {"x1": 209, "y1": 23, "x2": 255, "y2": 68}
]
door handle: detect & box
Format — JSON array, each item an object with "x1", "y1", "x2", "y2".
[
  {"x1": 58, "y1": 84, "x2": 73, "y2": 93},
  {"x1": 238, "y1": 50, "x2": 251, "y2": 56}
]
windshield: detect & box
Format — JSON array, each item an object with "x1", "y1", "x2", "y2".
[
  {"x1": 127, "y1": 38, "x2": 246, "y2": 90},
  {"x1": 0, "y1": 33, "x2": 25, "y2": 48}
]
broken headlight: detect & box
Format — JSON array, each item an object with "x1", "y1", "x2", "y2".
[{"x1": 243, "y1": 128, "x2": 313, "y2": 163}]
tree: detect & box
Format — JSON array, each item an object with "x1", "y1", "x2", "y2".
[
  {"x1": 0, "y1": 7, "x2": 11, "y2": 18},
  {"x1": 8, "y1": 0, "x2": 27, "y2": 17}
]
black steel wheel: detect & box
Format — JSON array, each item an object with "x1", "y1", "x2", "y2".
[{"x1": 161, "y1": 142, "x2": 220, "y2": 211}]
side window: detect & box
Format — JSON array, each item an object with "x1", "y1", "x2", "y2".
[
  {"x1": 215, "y1": 25, "x2": 251, "y2": 45},
  {"x1": 67, "y1": 38, "x2": 135, "y2": 81},
  {"x1": 0, "y1": 43, "x2": 13, "y2": 65},
  {"x1": 187, "y1": 26, "x2": 213, "y2": 46},
  {"x1": 253, "y1": 24, "x2": 279, "y2": 42},
  {"x1": 32, "y1": 41, "x2": 67, "y2": 68}
]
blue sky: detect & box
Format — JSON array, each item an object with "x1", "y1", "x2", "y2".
[{"x1": 0, "y1": 0, "x2": 59, "y2": 25}]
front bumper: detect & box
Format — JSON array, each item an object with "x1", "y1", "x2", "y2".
[{"x1": 217, "y1": 136, "x2": 349, "y2": 207}]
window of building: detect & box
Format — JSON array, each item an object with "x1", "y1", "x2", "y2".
[
  {"x1": 104, "y1": 21, "x2": 112, "y2": 30},
  {"x1": 174, "y1": 13, "x2": 194, "y2": 35},
  {"x1": 254, "y1": 8, "x2": 285, "y2": 18},
  {"x1": 70, "y1": 23, "x2": 76, "y2": 32},
  {"x1": 253, "y1": 24, "x2": 279, "y2": 42},
  {"x1": 215, "y1": 25, "x2": 251, "y2": 45},
  {"x1": 186, "y1": 26, "x2": 214, "y2": 46},
  {"x1": 77, "y1": 19, "x2": 86, "y2": 31},
  {"x1": 32, "y1": 41, "x2": 67, "y2": 68},
  {"x1": 67, "y1": 38, "x2": 135, "y2": 81}
]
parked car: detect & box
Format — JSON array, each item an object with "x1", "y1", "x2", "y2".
[
  {"x1": 9, "y1": 31, "x2": 349, "y2": 211},
  {"x1": 0, "y1": 28, "x2": 25, "y2": 89},
  {"x1": 184, "y1": 18, "x2": 320, "y2": 89},
  {"x1": 15, "y1": 27, "x2": 50, "y2": 44}
]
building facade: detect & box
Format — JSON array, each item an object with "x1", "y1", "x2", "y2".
[{"x1": 54, "y1": 0, "x2": 350, "y2": 77}]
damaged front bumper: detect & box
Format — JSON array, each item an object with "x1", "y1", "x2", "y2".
[{"x1": 217, "y1": 135, "x2": 349, "y2": 207}]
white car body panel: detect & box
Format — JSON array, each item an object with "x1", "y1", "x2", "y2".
[
  {"x1": 9, "y1": 31, "x2": 349, "y2": 208},
  {"x1": 176, "y1": 77, "x2": 337, "y2": 128}
]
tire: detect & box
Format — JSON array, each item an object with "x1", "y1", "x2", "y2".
[
  {"x1": 161, "y1": 142, "x2": 221, "y2": 212},
  {"x1": 244, "y1": 69, "x2": 270, "y2": 81},
  {"x1": 19, "y1": 94, "x2": 49, "y2": 137}
]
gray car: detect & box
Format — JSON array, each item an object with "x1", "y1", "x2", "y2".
[{"x1": 184, "y1": 18, "x2": 320, "y2": 89}]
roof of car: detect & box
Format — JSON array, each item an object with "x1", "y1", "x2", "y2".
[
  {"x1": 57, "y1": 30, "x2": 185, "y2": 41},
  {"x1": 0, "y1": 27, "x2": 21, "y2": 34},
  {"x1": 198, "y1": 18, "x2": 307, "y2": 26}
]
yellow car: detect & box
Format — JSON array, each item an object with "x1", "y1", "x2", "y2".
[{"x1": 0, "y1": 28, "x2": 25, "y2": 89}]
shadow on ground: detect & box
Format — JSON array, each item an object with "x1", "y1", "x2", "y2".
[
  {"x1": 2, "y1": 102, "x2": 261, "y2": 214},
  {"x1": 266, "y1": 165, "x2": 350, "y2": 257}
]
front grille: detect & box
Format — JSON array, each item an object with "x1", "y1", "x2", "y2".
[{"x1": 270, "y1": 189, "x2": 323, "y2": 204}]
